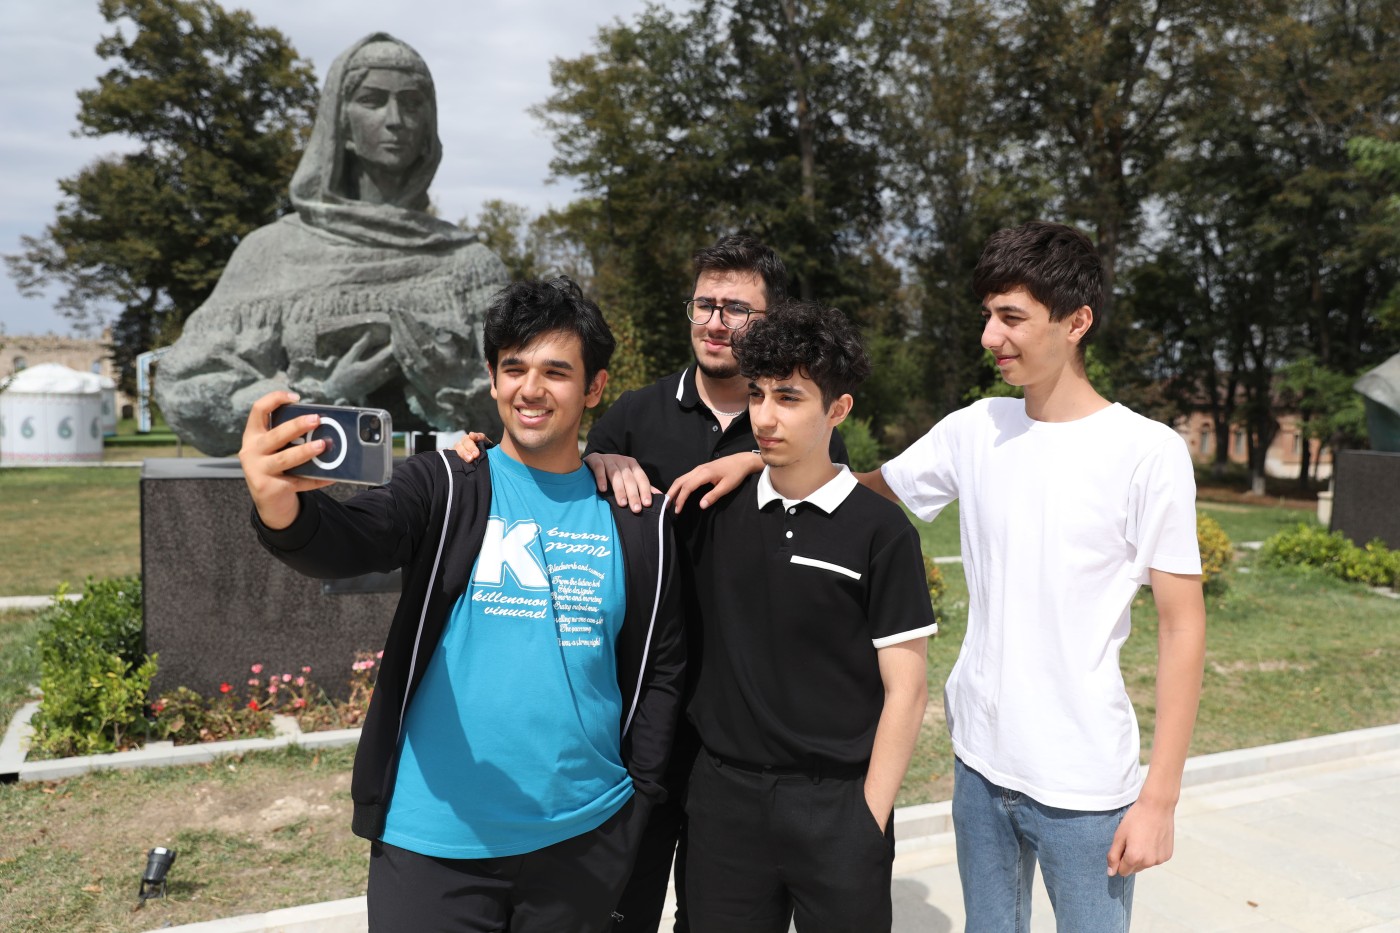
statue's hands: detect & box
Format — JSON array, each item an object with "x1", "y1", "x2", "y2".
[
  {"x1": 432, "y1": 386, "x2": 482, "y2": 422},
  {"x1": 451, "y1": 431, "x2": 494, "y2": 462},
  {"x1": 238, "y1": 391, "x2": 335, "y2": 530},
  {"x1": 306, "y1": 330, "x2": 396, "y2": 403}
]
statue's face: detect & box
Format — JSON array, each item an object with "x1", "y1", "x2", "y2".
[{"x1": 344, "y1": 68, "x2": 431, "y2": 173}]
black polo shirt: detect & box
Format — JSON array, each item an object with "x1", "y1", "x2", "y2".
[
  {"x1": 686, "y1": 467, "x2": 938, "y2": 769},
  {"x1": 585, "y1": 367, "x2": 848, "y2": 492}
]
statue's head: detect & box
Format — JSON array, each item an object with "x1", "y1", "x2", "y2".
[
  {"x1": 339, "y1": 40, "x2": 435, "y2": 182},
  {"x1": 291, "y1": 33, "x2": 444, "y2": 216}
]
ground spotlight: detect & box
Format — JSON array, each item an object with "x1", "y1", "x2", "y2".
[{"x1": 138, "y1": 846, "x2": 177, "y2": 902}]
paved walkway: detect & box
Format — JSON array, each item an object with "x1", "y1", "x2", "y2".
[
  {"x1": 148, "y1": 728, "x2": 1400, "y2": 931},
  {"x1": 883, "y1": 746, "x2": 1400, "y2": 932}
]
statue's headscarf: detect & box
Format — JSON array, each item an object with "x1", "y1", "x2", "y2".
[
  {"x1": 289, "y1": 32, "x2": 474, "y2": 249},
  {"x1": 1356, "y1": 353, "x2": 1400, "y2": 415}
]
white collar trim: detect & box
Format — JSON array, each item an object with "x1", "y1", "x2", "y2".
[{"x1": 756, "y1": 463, "x2": 857, "y2": 514}]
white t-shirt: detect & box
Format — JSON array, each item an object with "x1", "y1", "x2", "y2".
[{"x1": 882, "y1": 398, "x2": 1201, "y2": 809}]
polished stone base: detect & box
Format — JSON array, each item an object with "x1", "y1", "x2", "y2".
[
  {"x1": 1330, "y1": 449, "x2": 1400, "y2": 551},
  {"x1": 141, "y1": 458, "x2": 399, "y2": 702}
]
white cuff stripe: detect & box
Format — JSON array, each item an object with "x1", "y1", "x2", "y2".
[
  {"x1": 790, "y1": 554, "x2": 862, "y2": 580},
  {"x1": 872, "y1": 622, "x2": 939, "y2": 649}
]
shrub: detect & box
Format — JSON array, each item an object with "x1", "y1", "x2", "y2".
[
  {"x1": 28, "y1": 577, "x2": 157, "y2": 759},
  {"x1": 837, "y1": 415, "x2": 882, "y2": 473},
  {"x1": 1197, "y1": 512, "x2": 1233, "y2": 589},
  {"x1": 923, "y1": 554, "x2": 949, "y2": 622},
  {"x1": 1260, "y1": 524, "x2": 1400, "y2": 589}
]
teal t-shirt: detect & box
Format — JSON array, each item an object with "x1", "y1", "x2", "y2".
[{"x1": 381, "y1": 447, "x2": 632, "y2": 858}]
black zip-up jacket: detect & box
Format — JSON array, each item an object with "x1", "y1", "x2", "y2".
[{"x1": 252, "y1": 449, "x2": 686, "y2": 841}]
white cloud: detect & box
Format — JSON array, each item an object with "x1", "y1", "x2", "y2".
[{"x1": 0, "y1": 0, "x2": 680, "y2": 336}]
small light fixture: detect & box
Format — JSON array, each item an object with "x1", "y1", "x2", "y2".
[{"x1": 138, "y1": 846, "x2": 177, "y2": 902}]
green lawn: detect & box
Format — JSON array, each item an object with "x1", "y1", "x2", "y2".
[{"x1": 0, "y1": 468, "x2": 143, "y2": 597}]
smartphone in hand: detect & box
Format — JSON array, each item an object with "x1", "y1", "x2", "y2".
[{"x1": 269, "y1": 403, "x2": 394, "y2": 486}]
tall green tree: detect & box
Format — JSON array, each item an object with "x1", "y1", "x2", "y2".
[
  {"x1": 535, "y1": 0, "x2": 905, "y2": 406},
  {"x1": 5, "y1": 0, "x2": 317, "y2": 387},
  {"x1": 1131, "y1": 0, "x2": 1400, "y2": 492},
  {"x1": 885, "y1": 0, "x2": 1053, "y2": 433}
]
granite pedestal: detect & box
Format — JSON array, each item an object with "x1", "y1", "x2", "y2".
[
  {"x1": 142, "y1": 458, "x2": 400, "y2": 701},
  {"x1": 1329, "y1": 449, "x2": 1400, "y2": 551}
]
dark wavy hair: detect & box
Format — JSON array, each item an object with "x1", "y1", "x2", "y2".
[
  {"x1": 483, "y1": 276, "x2": 615, "y2": 384},
  {"x1": 734, "y1": 300, "x2": 871, "y2": 408},
  {"x1": 692, "y1": 233, "x2": 789, "y2": 306},
  {"x1": 972, "y1": 221, "x2": 1105, "y2": 346}
]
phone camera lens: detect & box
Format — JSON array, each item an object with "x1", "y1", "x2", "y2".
[{"x1": 359, "y1": 414, "x2": 382, "y2": 444}]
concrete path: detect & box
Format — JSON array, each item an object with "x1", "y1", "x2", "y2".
[
  {"x1": 886, "y1": 744, "x2": 1400, "y2": 932},
  {"x1": 150, "y1": 726, "x2": 1400, "y2": 932}
]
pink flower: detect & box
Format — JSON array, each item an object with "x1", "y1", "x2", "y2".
[
  {"x1": 248, "y1": 678, "x2": 260, "y2": 686},
  {"x1": 269, "y1": 684, "x2": 281, "y2": 695},
  {"x1": 301, "y1": 666, "x2": 312, "y2": 674},
  {"x1": 250, "y1": 664, "x2": 263, "y2": 674},
  {"x1": 376, "y1": 650, "x2": 383, "y2": 659},
  {"x1": 293, "y1": 697, "x2": 306, "y2": 709},
  {"x1": 295, "y1": 677, "x2": 306, "y2": 687},
  {"x1": 282, "y1": 673, "x2": 292, "y2": 683}
]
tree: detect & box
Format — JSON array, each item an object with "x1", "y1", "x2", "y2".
[
  {"x1": 1137, "y1": 0, "x2": 1400, "y2": 492},
  {"x1": 535, "y1": 0, "x2": 905, "y2": 409},
  {"x1": 5, "y1": 0, "x2": 317, "y2": 388}
]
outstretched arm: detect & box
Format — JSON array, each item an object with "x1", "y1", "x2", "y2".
[
  {"x1": 864, "y1": 637, "x2": 929, "y2": 832},
  {"x1": 238, "y1": 390, "x2": 334, "y2": 530},
  {"x1": 1107, "y1": 569, "x2": 1206, "y2": 876},
  {"x1": 667, "y1": 451, "x2": 763, "y2": 512},
  {"x1": 854, "y1": 466, "x2": 902, "y2": 505}
]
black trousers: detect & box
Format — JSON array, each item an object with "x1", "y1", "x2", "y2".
[
  {"x1": 609, "y1": 721, "x2": 701, "y2": 932},
  {"x1": 683, "y1": 752, "x2": 895, "y2": 933},
  {"x1": 367, "y1": 795, "x2": 650, "y2": 933}
]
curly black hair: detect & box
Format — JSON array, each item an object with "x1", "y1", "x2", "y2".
[
  {"x1": 483, "y1": 276, "x2": 615, "y2": 385},
  {"x1": 733, "y1": 300, "x2": 871, "y2": 408}
]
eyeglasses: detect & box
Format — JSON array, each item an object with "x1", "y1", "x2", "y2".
[{"x1": 684, "y1": 299, "x2": 766, "y2": 329}]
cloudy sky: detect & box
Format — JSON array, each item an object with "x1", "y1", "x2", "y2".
[{"x1": 1, "y1": 0, "x2": 683, "y2": 337}]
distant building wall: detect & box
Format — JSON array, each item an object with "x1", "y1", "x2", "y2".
[
  {"x1": 1177, "y1": 411, "x2": 1333, "y2": 481},
  {"x1": 0, "y1": 331, "x2": 131, "y2": 415}
]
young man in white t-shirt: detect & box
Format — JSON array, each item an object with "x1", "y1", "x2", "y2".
[{"x1": 860, "y1": 221, "x2": 1206, "y2": 931}]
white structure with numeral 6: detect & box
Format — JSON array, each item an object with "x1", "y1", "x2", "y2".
[{"x1": 0, "y1": 362, "x2": 104, "y2": 465}]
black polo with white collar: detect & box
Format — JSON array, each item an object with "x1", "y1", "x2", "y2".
[
  {"x1": 585, "y1": 367, "x2": 848, "y2": 492},
  {"x1": 685, "y1": 466, "x2": 938, "y2": 770}
]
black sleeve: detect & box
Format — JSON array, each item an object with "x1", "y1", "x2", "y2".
[
  {"x1": 250, "y1": 452, "x2": 437, "y2": 579},
  {"x1": 619, "y1": 504, "x2": 687, "y2": 804}
]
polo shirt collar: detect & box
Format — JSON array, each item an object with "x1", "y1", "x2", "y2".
[
  {"x1": 675, "y1": 366, "x2": 704, "y2": 410},
  {"x1": 756, "y1": 464, "x2": 857, "y2": 513}
]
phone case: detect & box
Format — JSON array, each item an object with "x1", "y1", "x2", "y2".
[{"x1": 269, "y1": 403, "x2": 394, "y2": 486}]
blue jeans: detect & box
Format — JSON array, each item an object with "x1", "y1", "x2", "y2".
[{"x1": 952, "y1": 757, "x2": 1134, "y2": 933}]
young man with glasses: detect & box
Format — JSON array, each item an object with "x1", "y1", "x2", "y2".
[{"x1": 579, "y1": 235, "x2": 850, "y2": 932}]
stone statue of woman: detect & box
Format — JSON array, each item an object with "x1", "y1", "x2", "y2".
[{"x1": 156, "y1": 33, "x2": 508, "y2": 456}]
